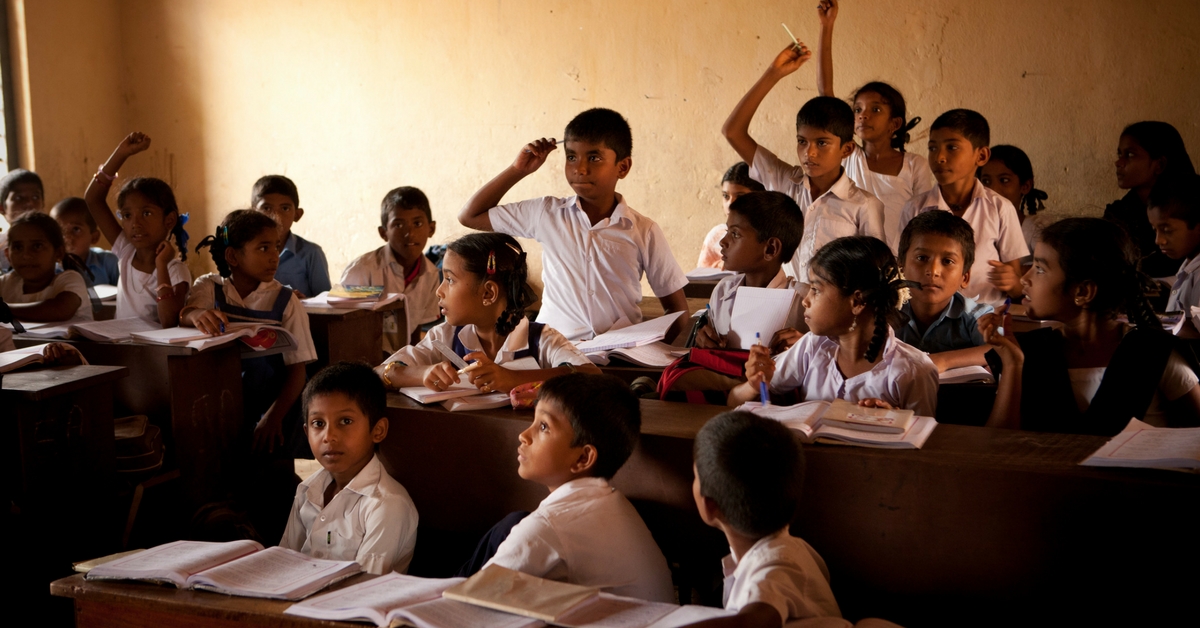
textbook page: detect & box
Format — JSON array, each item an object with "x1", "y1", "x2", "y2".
[
  {"x1": 86, "y1": 539, "x2": 262, "y2": 587},
  {"x1": 442, "y1": 564, "x2": 598, "y2": 622},
  {"x1": 939, "y1": 365, "x2": 995, "y2": 385},
  {"x1": 685, "y1": 267, "x2": 737, "y2": 281},
  {"x1": 727, "y1": 286, "x2": 796, "y2": 350},
  {"x1": 70, "y1": 317, "x2": 159, "y2": 342},
  {"x1": 285, "y1": 573, "x2": 462, "y2": 625},
  {"x1": 398, "y1": 374, "x2": 481, "y2": 404},
  {"x1": 188, "y1": 546, "x2": 360, "y2": 600},
  {"x1": 1081, "y1": 419, "x2": 1200, "y2": 470},
  {"x1": 605, "y1": 342, "x2": 681, "y2": 368},
  {"x1": 554, "y1": 593, "x2": 678, "y2": 628},
  {"x1": 18, "y1": 317, "x2": 91, "y2": 339},
  {"x1": 442, "y1": 392, "x2": 512, "y2": 412},
  {"x1": 644, "y1": 605, "x2": 735, "y2": 627},
  {"x1": 575, "y1": 311, "x2": 684, "y2": 354},
  {"x1": 393, "y1": 597, "x2": 544, "y2": 628},
  {"x1": 0, "y1": 344, "x2": 49, "y2": 373}
]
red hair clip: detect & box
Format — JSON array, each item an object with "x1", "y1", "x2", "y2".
[{"x1": 486, "y1": 251, "x2": 497, "y2": 275}]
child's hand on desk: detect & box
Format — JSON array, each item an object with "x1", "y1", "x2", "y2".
[
  {"x1": 857, "y1": 398, "x2": 894, "y2": 410},
  {"x1": 766, "y1": 42, "x2": 812, "y2": 79},
  {"x1": 511, "y1": 138, "x2": 558, "y2": 176},
  {"x1": 115, "y1": 132, "x2": 152, "y2": 158},
  {"x1": 43, "y1": 343, "x2": 83, "y2": 366},
  {"x1": 695, "y1": 322, "x2": 726, "y2": 349},
  {"x1": 192, "y1": 309, "x2": 230, "y2": 335},
  {"x1": 744, "y1": 344, "x2": 775, "y2": 388},
  {"x1": 769, "y1": 328, "x2": 803, "y2": 354},
  {"x1": 252, "y1": 414, "x2": 283, "y2": 453},
  {"x1": 462, "y1": 351, "x2": 520, "y2": 393},
  {"x1": 423, "y1": 361, "x2": 459, "y2": 391}
]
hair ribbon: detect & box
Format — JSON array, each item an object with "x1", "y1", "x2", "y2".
[
  {"x1": 220, "y1": 225, "x2": 230, "y2": 246},
  {"x1": 486, "y1": 250, "x2": 497, "y2": 275},
  {"x1": 179, "y1": 212, "x2": 189, "y2": 226}
]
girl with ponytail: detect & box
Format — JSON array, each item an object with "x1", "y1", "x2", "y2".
[
  {"x1": 979, "y1": 145, "x2": 1052, "y2": 255},
  {"x1": 375, "y1": 232, "x2": 599, "y2": 394},
  {"x1": 728, "y1": 236, "x2": 939, "y2": 417},
  {"x1": 814, "y1": 0, "x2": 936, "y2": 252},
  {"x1": 981, "y1": 218, "x2": 1200, "y2": 433}
]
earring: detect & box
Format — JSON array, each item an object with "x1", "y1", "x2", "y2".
[
  {"x1": 848, "y1": 318, "x2": 857, "y2": 333},
  {"x1": 1075, "y1": 298, "x2": 1084, "y2": 306}
]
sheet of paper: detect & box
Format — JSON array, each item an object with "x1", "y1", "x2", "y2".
[
  {"x1": 939, "y1": 366, "x2": 994, "y2": 384},
  {"x1": 396, "y1": 597, "x2": 543, "y2": 628},
  {"x1": 131, "y1": 326, "x2": 212, "y2": 344},
  {"x1": 555, "y1": 593, "x2": 677, "y2": 628},
  {"x1": 1082, "y1": 419, "x2": 1200, "y2": 469},
  {"x1": 727, "y1": 286, "x2": 796, "y2": 350},
  {"x1": 0, "y1": 344, "x2": 47, "y2": 372},
  {"x1": 442, "y1": 392, "x2": 511, "y2": 412},
  {"x1": 88, "y1": 539, "x2": 262, "y2": 580},
  {"x1": 608, "y1": 342, "x2": 679, "y2": 367},
  {"x1": 70, "y1": 317, "x2": 160, "y2": 341},
  {"x1": 644, "y1": 605, "x2": 735, "y2": 627},
  {"x1": 685, "y1": 267, "x2": 737, "y2": 281},
  {"x1": 442, "y1": 564, "x2": 597, "y2": 622},
  {"x1": 398, "y1": 374, "x2": 481, "y2": 404},
  {"x1": 18, "y1": 317, "x2": 91, "y2": 339},
  {"x1": 285, "y1": 573, "x2": 461, "y2": 624},
  {"x1": 189, "y1": 546, "x2": 357, "y2": 599},
  {"x1": 93, "y1": 284, "x2": 119, "y2": 301},
  {"x1": 739, "y1": 400, "x2": 829, "y2": 436},
  {"x1": 575, "y1": 311, "x2": 684, "y2": 354}
]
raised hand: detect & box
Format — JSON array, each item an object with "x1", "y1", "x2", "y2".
[
  {"x1": 511, "y1": 138, "x2": 559, "y2": 175},
  {"x1": 115, "y1": 132, "x2": 152, "y2": 158},
  {"x1": 817, "y1": 0, "x2": 839, "y2": 28},
  {"x1": 767, "y1": 42, "x2": 812, "y2": 79}
]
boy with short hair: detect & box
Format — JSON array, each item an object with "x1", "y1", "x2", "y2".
[
  {"x1": 51, "y1": 197, "x2": 120, "y2": 285},
  {"x1": 697, "y1": 190, "x2": 807, "y2": 352},
  {"x1": 0, "y1": 168, "x2": 45, "y2": 273},
  {"x1": 690, "y1": 411, "x2": 840, "y2": 627},
  {"x1": 1148, "y1": 173, "x2": 1200, "y2": 337},
  {"x1": 896, "y1": 211, "x2": 993, "y2": 371},
  {"x1": 898, "y1": 109, "x2": 1028, "y2": 307},
  {"x1": 281, "y1": 361, "x2": 418, "y2": 575},
  {"x1": 484, "y1": 373, "x2": 675, "y2": 602},
  {"x1": 722, "y1": 44, "x2": 884, "y2": 287},
  {"x1": 458, "y1": 108, "x2": 689, "y2": 342},
  {"x1": 341, "y1": 186, "x2": 441, "y2": 353},
  {"x1": 252, "y1": 175, "x2": 331, "y2": 298}
]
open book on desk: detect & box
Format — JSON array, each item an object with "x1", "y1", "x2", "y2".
[
  {"x1": 0, "y1": 342, "x2": 87, "y2": 373},
  {"x1": 304, "y1": 290, "x2": 404, "y2": 310},
  {"x1": 396, "y1": 356, "x2": 539, "y2": 407},
  {"x1": 1081, "y1": 418, "x2": 1200, "y2": 471},
  {"x1": 5, "y1": 317, "x2": 92, "y2": 340},
  {"x1": 69, "y1": 317, "x2": 161, "y2": 342},
  {"x1": 738, "y1": 400, "x2": 938, "y2": 449},
  {"x1": 130, "y1": 322, "x2": 296, "y2": 352},
  {"x1": 85, "y1": 540, "x2": 361, "y2": 600},
  {"x1": 575, "y1": 311, "x2": 684, "y2": 354},
  {"x1": 587, "y1": 342, "x2": 686, "y2": 367}
]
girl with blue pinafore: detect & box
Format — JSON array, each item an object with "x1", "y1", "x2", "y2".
[{"x1": 181, "y1": 210, "x2": 316, "y2": 455}]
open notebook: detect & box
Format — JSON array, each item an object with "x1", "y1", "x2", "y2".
[{"x1": 738, "y1": 400, "x2": 938, "y2": 449}]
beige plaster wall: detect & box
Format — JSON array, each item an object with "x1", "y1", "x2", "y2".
[{"x1": 13, "y1": 0, "x2": 1200, "y2": 283}]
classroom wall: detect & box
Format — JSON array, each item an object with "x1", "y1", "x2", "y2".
[{"x1": 12, "y1": 0, "x2": 1200, "y2": 283}]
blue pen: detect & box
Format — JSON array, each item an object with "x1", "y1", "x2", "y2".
[
  {"x1": 996, "y1": 297, "x2": 1011, "y2": 337},
  {"x1": 755, "y1": 332, "x2": 770, "y2": 406}
]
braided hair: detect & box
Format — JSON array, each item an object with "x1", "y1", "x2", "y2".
[
  {"x1": 810, "y1": 236, "x2": 914, "y2": 363},
  {"x1": 986, "y1": 145, "x2": 1048, "y2": 216},
  {"x1": 8, "y1": 212, "x2": 90, "y2": 279},
  {"x1": 851, "y1": 82, "x2": 921, "y2": 152},
  {"x1": 1039, "y1": 218, "x2": 1161, "y2": 331},
  {"x1": 116, "y1": 177, "x2": 189, "y2": 260},
  {"x1": 194, "y1": 210, "x2": 278, "y2": 278},
  {"x1": 446, "y1": 233, "x2": 536, "y2": 336}
]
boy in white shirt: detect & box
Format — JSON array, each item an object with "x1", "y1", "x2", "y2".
[
  {"x1": 342, "y1": 187, "x2": 441, "y2": 354},
  {"x1": 688, "y1": 411, "x2": 841, "y2": 627},
  {"x1": 898, "y1": 109, "x2": 1028, "y2": 307},
  {"x1": 281, "y1": 362, "x2": 418, "y2": 575},
  {"x1": 1148, "y1": 174, "x2": 1200, "y2": 337},
  {"x1": 475, "y1": 373, "x2": 675, "y2": 602},
  {"x1": 722, "y1": 42, "x2": 885, "y2": 288},
  {"x1": 458, "y1": 108, "x2": 689, "y2": 342}
]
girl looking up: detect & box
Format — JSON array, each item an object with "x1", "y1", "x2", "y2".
[
  {"x1": 815, "y1": 0, "x2": 935, "y2": 252},
  {"x1": 982, "y1": 218, "x2": 1200, "y2": 433},
  {"x1": 728, "y1": 236, "x2": 938, "y2": 416},
  {"x1": 84, "y1": 132, "x2": 191, "y2": 326},
  {"x1": 697, "y1": 162, "x2": 766, "y2": 269},
  {"x1": 0, "y1": 212, "x2": 93, "y2": 322},
  {"x1": 376, "y1": 232, "x2": 599, "y2": 393},
  {"x1": 1104, "y1": 121, "x2": 1195, "y2": 278},
  {"x1": 979, "y1": 145, "x2": 1051, "y2": 255},
  {"x1": 183, "y1": 210, "x2": 316, "y2": 453}
]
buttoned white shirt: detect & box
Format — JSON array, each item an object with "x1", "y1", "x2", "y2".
[
  {"x1": 0, "y1": 269, "x2": 93, "y2": 321},
  {"x1": 486, "y1": 477, "x2": 675, "y2": 603},
  {"x1": 112, "y1": 232, "x2": 192, "y2": 324},
  {"x1": 770, "y1": 328, "x2": 938, "y2": 417},
  {"x1": 709, "y1": 268, "x2": 805, "y2": 337},
  {"x1": 751, "y1": 146, "x2": 886, "y2": 284},
  {"x1": 183, "y1": 273, "x2": 317, "y2": 365},
  {"x1": 489, "y1": 195, "x2": 688, "y2": 341},
  {"x1": 383, "y1": 317, "x2": 591, "y2": 370},
  {"x1": 280, "y1": 455, "x2": 418, "y2": 575},
  {"x1": 723, "y1": 529, "x2": 842, "y2": 623},
  {"x1": 842, "y1": 144, "x2": 936, "y2": 253},
  {"x1": 1167, "y1": 255, "x2": 1200, "y2": 334},
  {"x1": 899, "y1": 182, "x2": 1029, "y2": 307},
  {"x1": 340, "y1": 245, "x2": 441, "y2": 354}
]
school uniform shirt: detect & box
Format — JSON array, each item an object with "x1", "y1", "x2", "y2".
[
  {"x1": 697, "y1": 223, "x2": 727, "y2": 269},
  {"x1": 897, "y1": 293, "x2": 993, "y2": 354},
  {"x1": 898, "y1": 183, "x2": 1029, "y2": 307},
  {"x1": 112, "y1": 232, "x2": 192, "y2": 324},
  {"x1": 1167, "y1": 255, "x2": 1200, "y2": 334},
  {"x1": 722, "y1": 529, "x2": 842, "y2": 623},
  {"x1": 184, "y1": 273, "x2": 317, "y2": 366},
  {"x1": 1020, "y1": 212, "x2": 1053, "y2": 257},
  {"x1": 383, "y1": 317, "x2": 591, "y2": 370},
  {"x1": 709, "y1": 268, "x2": 805, "y2": 338},
  {"x1": 276, "y1": 232, "x2": 332, "y2": 298},
  {"x1": 340, "y1": 245, "x2": 441, "y2": 354},
  {"x1": 0, "y1": 269, "x2": 93, "y2": 321},
  {"x1": 750, "y1": 146, "x2": 886, "y2": 284},
  {"x1": 488, "y1": 195, "x2": 688, "y2": 341},
  {"x1": 771, "y1": 328, "x2": 938, "y2": 417},
  {"x1": 86, "y1": 247, "x2": 121, "y2": 286},
  {"x1": 486, "y1": 477, "x2": 675, "y2": 603},
  {"x1": 280, "y1": 454, "x2": 418, "y2": 575},
  {"x1": 842, "y1": 144, "x2": 935, "y2": 253},
  {"x1": 1068, "y1": 350, "x2": 1198, "y2": 427}
]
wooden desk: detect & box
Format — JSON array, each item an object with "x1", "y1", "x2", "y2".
[
  {"x1": 50, "y1": 573, "x2": 371, "y2": 628},
  {"x1": 683, "y1": 279, "x2": 719, "y2": 299},
  {"x1": 379, "y1": 397, "x2": 1200, "y2": 624},
  {"x1": 304, "y1": 306, "x2": 389, "y2": 369}
]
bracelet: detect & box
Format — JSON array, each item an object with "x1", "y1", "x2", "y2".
[
  {"x1": 560, "y1": 362, "x2": 578, "y2": 374},
  {"x1": 381, "y1": 361, "x2": 400, "y2": 388},
  {"x1": 95, "y1": 166, "x2": 117, "y2": 181},
  {"x1": 156, "y1": 283, "x2": 173, "y2": 294}
]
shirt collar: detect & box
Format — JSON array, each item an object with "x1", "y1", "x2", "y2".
[
  {"x1": 723, "y1": 528, "x2": 789, "y2": 576},
  {"x1": 542, "y1": 476, "x2": 611, "y2": 507},
  {"x1": 283, "y1": 232, "x2": 298, "y2": 253},
  {"x1": 905, "y1": 293, "x2": 967, "y2": 334},
  {"x1": 300, "y1": 454, "x2": 383, "y2": 506},
  {"x1": 453, "y1": 317, "x2": 533, "y2": 363},
  {"x1": 719, "y1": 267, "x2": 792, "y2": 306},
  {"x1": 218, "y1": 275, "x2": 278, "y2": 303},
  {"x1": 1178, "y1": 255, "x2": 1200, "y2": 279},
  {"x1": 804, "y1": 168, "x2": 853, "y2": 202},
  {"x1": 567, "y1": 194, "x2": 632, "y2": 228}
]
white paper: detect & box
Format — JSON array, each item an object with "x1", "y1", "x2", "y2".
[
  {"x1": 70, "y1": 317, "x2": 159, "y2": 342},
  {"x1": 398, "y1": 374, "x2": 481, "y2": 404},
  {"x1": 87, "y1": 539, "x2": 262, "y2": 585},
  {"x1": 939, "y1": 366, "x2": 994, "y2": 384},
  {"x1": 93, "y1": 284, "x2": 119, "y2": 301},
  {"x1": 442, "y1": 392, "x2": 512, "y2": 412},
  {"x1": 644, "y1": 605, "x2": 735, "y2": 628},
  {"x1": 575, "y1": 311, "x2": 684, "y2": 354},
  {"x1": 188, "y1": 546, "x2": 358, "y2": 600},
  {"x1": 606, "y1": 342, "x2": 680, "y2": 368},
  {"x1": 1081, "y1": 419, "x2": 1200, "y2": 470},
  {"x1": 0, "y1": 344, "x2": 48, "y2": 372},
  {"x1": 685, "y1": 267, "x2": 737, "y2": 281},
  {"x1": 727, "y1": 286, "x2": 796, "y2": 350},
  {"x1": 18, "y1": 317, "x2": 91, "y2": 339},
  {"x1": 738, "y1": 401, "x2": 938, "y2": 449},
  {"x1": 304, "y1": 291, "x2": 404, "y2": 310},
  {"x1": 555, "y1": 593, "x2": 677, "y2": 628},
  {"x1": 395, "y1": 597, "x2": 544, "y2": 628},
  {"x1": 285, "y1": 573, "x2": 462, "y2": 625}
]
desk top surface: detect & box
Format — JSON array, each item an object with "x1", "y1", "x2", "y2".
[{"x1": 2, "y1": 364, "x2": 128, "y2": 399}]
